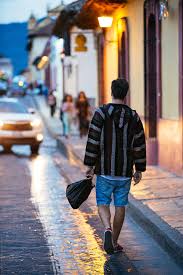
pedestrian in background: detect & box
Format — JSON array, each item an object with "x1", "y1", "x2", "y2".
[
  {"x1": 48, "y1": 90, "x2": 57, "y2": 117},
  {"x1": 75, "y1": 91, "x2": 90, "y2": 138},
  {"x1": 61, "y1": 94, "x2": 74, "y2": 138},
  {"x1": 84, "y1": 78, "x2": 146, "y2": 255}
]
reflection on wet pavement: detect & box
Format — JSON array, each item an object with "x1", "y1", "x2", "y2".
[
  {"x1": 0, "y1": 148, "x2": 55, "y2": 274},
  {"x1": 30, "y1": 147, "x2": 106, "y2": 274},
  {"x1": 104, "y1": 254, "x2": 135, "y2": 275},
  {"x1": 2, "y1": 94, "x2": 182, "y2": 274}
]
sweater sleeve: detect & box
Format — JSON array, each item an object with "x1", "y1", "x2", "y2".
[
  {"x1": 132, "y1": 114, "x2": 146, "y2": 172},
  {"x1": 84, "y1": 107, "x2": 104, "y2": 167}
]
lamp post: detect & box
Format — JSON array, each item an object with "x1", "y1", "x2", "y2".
[
  {"x1": 60, "y1": 51, "x2": 65, "y2": 98},
  {"x1": 97, "y1": 16, "x2": 117, "y2": 44}
]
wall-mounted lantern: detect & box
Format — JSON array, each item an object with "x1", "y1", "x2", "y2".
[
  {"x1": 37, "y1": 55, "x2": 49, "y2": 70},
  {"x1": 98, "y1": 16, "x2": 113, "y2": 28},
  {"x1": 159, "y1": 0, "x2": 169, "y2": 20}
]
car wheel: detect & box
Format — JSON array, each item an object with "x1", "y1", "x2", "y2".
[
  {"x1": 31, "y1": 144, "x2": 40, "y2": 155},
  {"x1": 3, "y1": 145, "x2": 12, "y2": 152}
]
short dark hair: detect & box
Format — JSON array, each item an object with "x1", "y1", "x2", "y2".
[{"x1": 111, "y1": 78, "x2": 129, "y2": 100}]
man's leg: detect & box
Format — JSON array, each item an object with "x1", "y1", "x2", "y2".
[
  {"x1": 98, "y1": 205, "x2": 114, "y2": 254},
  {"x1": 98, "y1": 205, "x2": 111, "y2": 229},
  {"x1": 113, "y1": 206, "x2": 125, "y2": 245},
  {"x1": 113, "y1": 179, "x2": 131, "y2": 247},
  {"x1": 96, "y1": 176, "x2": 114, "y2": 254}
]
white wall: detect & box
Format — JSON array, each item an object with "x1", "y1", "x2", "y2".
[
  {"x1": 29, "y1": 36, "x2": 48, "y2": 82},
  {"x1": 70, "y1": 27, "x2": 98, "y2": 105},
  {"x1": 64, "y1": 56, "x2": 78, "y2": 99},
  {"x1": 51, "y1": 37, "x2": 64, "y2": 108}
]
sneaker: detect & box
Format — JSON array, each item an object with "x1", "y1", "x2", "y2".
[
  {"x1": 114, "y1": 243, "x2": 123, "y2": 253},
  {"x1": 104, "y1": 229, "x2": 114, "y2": 255}
]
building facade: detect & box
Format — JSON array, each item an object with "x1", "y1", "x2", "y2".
[
  {"x1": 27, "y1": 4, "x2": 64, "y2": 86},
  {"x1": 51, "y1": 0, "x2": 183, "y2": 175},
  {"x1": 83, "y1": 0, "x2": 182, "y2": 175},
  {"x1": 52, "y1": 0, "x2": 99, "y2": 105},
  {"x1": 62, "y1": 26, "x2": 98, "y2": 105}
]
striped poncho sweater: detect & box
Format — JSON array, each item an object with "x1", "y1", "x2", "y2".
[{"x1": 84, "y1": 103, "x2": 146, "y2": 178}]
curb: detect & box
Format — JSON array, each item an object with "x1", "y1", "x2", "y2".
[
  {"x1": 34, "y1": 96, "x2": 183, "y2": 269},
  {"x1": 57, "y1": 136, "x2": 79, "y2": 161},
  {"x1": 128, "y1": 194, "x2": 183, "y2": 268},
  {"x1": 32, "y1": 96, "x2": 60, "y2": 139}
]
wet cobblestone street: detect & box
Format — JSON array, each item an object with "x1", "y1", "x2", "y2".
[
  {"x1": 29, "y1": 137, "x2": 107, "y2": 274},
  {"x1": 0, "y1": 131, "x2": 109, "y2": 274},
  {"x1": 1, "y1": 96, "x2": 183, "y2": 274},
  {"x1": 0, "y1": 144, "x2": 55, "y2": 274}
]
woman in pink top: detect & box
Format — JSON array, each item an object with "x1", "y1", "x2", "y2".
[{"x1": 61, "y1": 94, "x2": 74, "y2": 138}]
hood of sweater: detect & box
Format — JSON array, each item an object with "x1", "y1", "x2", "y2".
[{"x1": 105, "y1": 103, "x2": 134, "y2": 129}]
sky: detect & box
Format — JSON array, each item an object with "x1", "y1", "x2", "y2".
[{"x1": 0, "y1": 0, "x2": 73, "y2": 24}]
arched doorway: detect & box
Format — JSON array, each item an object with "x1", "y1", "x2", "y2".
[
  {"x1": 145, "y1": 14, "x2": 157, "y2": 138},
  {"x1": 118, "y1": 17, "x2": 130, "y2": 105},
  {"x1": 144, "y1": 0, "x2": 161, "y2": 165},
  {"x1": 121, "y1": 32, "x2": 127, "y2": 77}
]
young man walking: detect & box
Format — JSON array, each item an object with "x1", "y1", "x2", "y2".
[{"x1": 84, "y1": 78, "x2": 146, "y2": 254}]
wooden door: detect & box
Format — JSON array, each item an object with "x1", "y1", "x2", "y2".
[
  {"x1": 145, "y1": 14, "x2": 157, "y2": 138},
  {"x1": 118, "y1": 17, "x2": 130, "y2": 105}
]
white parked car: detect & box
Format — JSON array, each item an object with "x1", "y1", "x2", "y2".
[{"x1": 0, "y1": 98, "x2": 43, "y2": 154}]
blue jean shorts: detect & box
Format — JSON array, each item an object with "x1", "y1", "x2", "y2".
[{"x1": 96, "y1": 176, "x2": 131, "y2": 207}]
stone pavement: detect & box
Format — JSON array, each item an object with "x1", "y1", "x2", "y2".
[
  {"x1": 0, "y1": 154, "x2": 55, "y2": 275},
  {"x1": 33, "y1": 94, "x2": 77, "y2": 139},
  {"x1": 53, "y1": 147, "x2": 183, "y2": 274},
  {"x1": 29, "y1": 146, "x2": 108, "y2": 275},
  {"x1": 34, "y1": 95, "x2": 183, "y2": 266}
]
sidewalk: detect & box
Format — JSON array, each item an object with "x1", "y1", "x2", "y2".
[{"x1": 35, "y1": 95, "x2": 183, "y2": 266}]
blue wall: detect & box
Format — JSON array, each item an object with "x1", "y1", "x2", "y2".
[{"x1": 0, "y1": 22, "x2": 28, "y2": 76}]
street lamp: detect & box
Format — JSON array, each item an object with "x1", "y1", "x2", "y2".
[
  {"x1": 98, "y1": 16, "x2": 113, "y2": 28},
  {"x1": 37, "y1": 55, "x2": 49, "y2": 70},
  {"x1": 60, "y1": 51, "x2": 65, "y2": 97},
  {"x1": 97, "y1": 16, "x2": 117, "y2": 44}
]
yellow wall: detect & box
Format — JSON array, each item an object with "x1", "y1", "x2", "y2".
[
  {"x1": 161, "y1": 0, "x2": 179, "y2": 119},
  {"x1": 104, "y1": 0, "x2": 145, "y2": 116},
  {"x1": 104, "y1": 26, "x2": 118, "y2": 103},
  {"x1": 104, "y1": 0, "x2": 179, "y2": 119}
]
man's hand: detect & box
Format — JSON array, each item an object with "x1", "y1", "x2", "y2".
[
  {"x1": 86, "y1": 166, "x2": 94, "y2": 179},
  {"x1": 133, "y1": 171, "x2": 142, "y2": 185}
]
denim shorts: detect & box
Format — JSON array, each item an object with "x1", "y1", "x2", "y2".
[{"x1": 96, "y1": 176, "x2": 131, "y2": 207}]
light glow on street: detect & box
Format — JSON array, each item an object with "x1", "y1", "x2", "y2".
[{"x1": 30, "y1": 153, "x2": 106, "y2": 273}]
